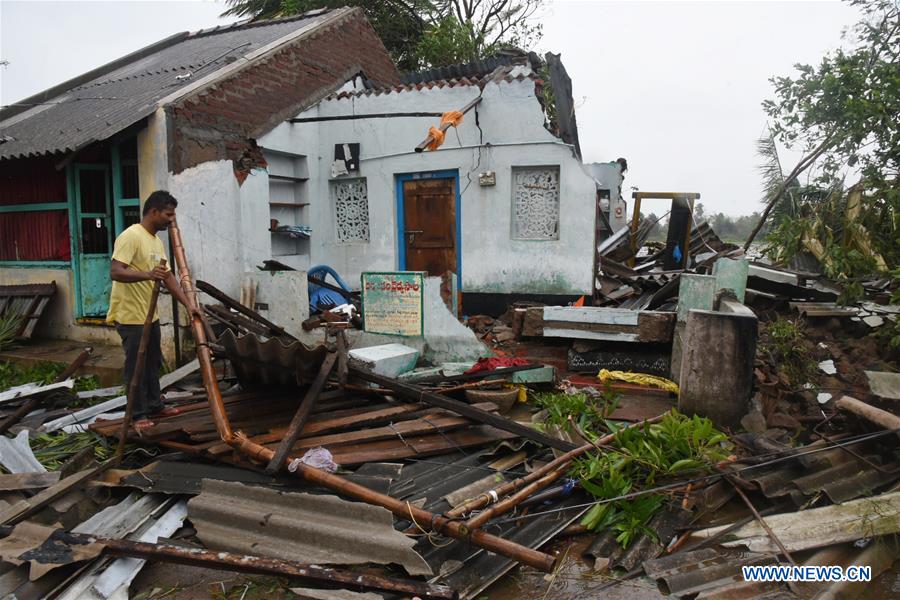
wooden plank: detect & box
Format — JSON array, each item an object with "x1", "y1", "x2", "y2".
[
  {"x1": 282, "y1": 402, "x2": 499, "y2": 451},
  {"x1": 351, "y1": 367, "x2": 577, "y2": 451},
  {"x1": 543, "y1": 306, "x2": 639, "y2": 325},
  {"x1": 266, "y1": 352, "x2": 338, "y2": 473},
  {"x1": 0, "y1": 464, "x2": 109, "y2": 525},
  {"x1": 543, "y1": 328, "x2": 639, "y2": 342},
  {"x1": 524, "y1": 306, "x2": 674, "y2": 342},
  {"x1": 204, "y1": 403, "x2": 429, "y2": 456},
  {"x1": 329, "y1": 425, "x2": 516, "y2": 465},
  {"x1": 0, "y1": 472, "x2": 60, "y2": 491}
]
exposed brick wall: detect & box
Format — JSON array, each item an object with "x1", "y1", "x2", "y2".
[{"x1": 168, "y1": 9, "x2": 399, "y2": 180}]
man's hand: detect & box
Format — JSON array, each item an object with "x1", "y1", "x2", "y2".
[
  {"x1": 189, "y1": 306, "x2": 204, "y2": 321},
  {"x1": 149, "y1": 266, "x2": 168, "y2": 281}
]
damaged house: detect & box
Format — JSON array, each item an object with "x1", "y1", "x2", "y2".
[
  {"x1": 0, "y1": 6, "x2": 626, "y2": 360},
  {"x1": 0, "y1": 8, "x2": 399, "y2": 360}
]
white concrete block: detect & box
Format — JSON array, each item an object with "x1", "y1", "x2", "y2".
[{"x1": 349, "y1": 343, "x2": 420, "y2": 377}]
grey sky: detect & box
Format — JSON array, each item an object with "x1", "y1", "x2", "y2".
[{"x1": 0, "y1": 0, "x2": 860, "y2": 216}]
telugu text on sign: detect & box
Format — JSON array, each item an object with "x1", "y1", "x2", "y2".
[{"x1": 361, "y1": 272, "x2": 425, "y2": 336}]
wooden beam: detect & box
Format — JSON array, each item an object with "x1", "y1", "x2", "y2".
[
  {"x1": 0, "y1": 472, "x2": 60, "y2": 492},
  {"x1": 265, "y1": 352, "x2": 338, "y2": 473},
  {"x1": 196, "y1": 280, "x2": 293, "y2": 341},
  {"x1": 414, "y1": 96, "x2": 482, "y2": 152},
  {"x1": 0, "y1": 464, "x2": 110, "y2": 525},
  {"x1": 350, "y1": 366, "x2": 577, "y2": 451},
  {"x1": 522, "y1": 306, "x2": 674, "y2": 342}
]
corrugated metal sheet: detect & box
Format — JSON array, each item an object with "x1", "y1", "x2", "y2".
[
  {"x1": 642, "y1": 548, "x2": 783, "y2": 598},
  {"x1": 585, "y1": 503, "x2": 693, "y2": 572},
  {"x1": 400, "y1": 52, "x2": 540, "y2": 84},
  {"x1": 732, "y1": 444, "x2": 900, "y2": 505},
  {"x1": 387, "y1": 450, "x2": 588, "y2": 600},
  {"x1": 218, "y1": 328, "x2": 327, "y2": 388},
  {"x1": 187, "y1": 479, "x2": 432, "y2": 576},
  {"x1": 0, "y1": 11, "x2": 336, "y2": 160}
]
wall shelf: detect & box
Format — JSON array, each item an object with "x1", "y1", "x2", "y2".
[{"x1": 268, "y1": 174, "x2": 309, "y2": 183}]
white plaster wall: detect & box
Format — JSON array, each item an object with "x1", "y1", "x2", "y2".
[
  {"x1": 587, "y1": 162, "x2": 628, "y2": 233},
  {"x1": 167, "y1": 161, "x2": 271, "y2": 299},
  {"x1": 259, "y1": 76, "x2": 597, "y2": 295},
  {"x1": 137, "y1": 108, "x2": 170, "y2": 203}
]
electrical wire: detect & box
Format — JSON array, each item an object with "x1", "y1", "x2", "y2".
[{"x1": 485, "y1": 427, "x2": 900, "y2": 525}]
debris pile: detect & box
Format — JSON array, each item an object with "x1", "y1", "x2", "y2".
[{"x1": 0, "y1": 215, "x2": 897, "y2": 599}]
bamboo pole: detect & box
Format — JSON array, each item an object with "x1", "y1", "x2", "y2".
[
  {"x1": 445, "y1": 414, "x2": 665, "y2": 519},
  {"x1": 115, "y1": 261, "x2": 165, "y2": 464},
  {"x1": 168, "y1": 219, "x2": 232, "y2": 441},
  {"x1": 835, "y1": 395, "x2": 900, "y2": 435},
  {"x1": 168, "y1": 218, "x2": 557, "y2": 572},
  {"x1": 414, "y1": 96, "x2": 482, "y2": 152},
  {"x1": 229, "y1": 432, "x2": 557, "y2": 572}
]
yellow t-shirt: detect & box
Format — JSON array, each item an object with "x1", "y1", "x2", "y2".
[{"x1": 106, "y1": 224, "x2": 169, "y2": 325}]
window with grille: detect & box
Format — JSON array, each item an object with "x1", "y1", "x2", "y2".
[
  {"x1": 333, "y1": 178, "x2": 369, "y2": 243},
  {"x1": 511, "y1": 167, "x2": 560, "y2": 240}
]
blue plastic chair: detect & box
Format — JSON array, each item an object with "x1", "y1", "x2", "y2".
[{"x1": 307, "y1": 265, "x2": 353, "y2": 314}]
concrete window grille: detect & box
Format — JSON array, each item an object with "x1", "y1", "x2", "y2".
[
  {"x1": 512, "y1": 167, "x2": 560, "y2": 240},
  {"x1": 334, "y1": 178, "x2": 370, "y2": 243}
]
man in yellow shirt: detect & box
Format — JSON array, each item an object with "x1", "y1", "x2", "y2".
[{"x1": 107, "y1": 191, "x2": 199, "y2": 432}]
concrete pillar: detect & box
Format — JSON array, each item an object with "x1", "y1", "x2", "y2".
[
  {"x1": 678, "y1": 309, "x2": 758, "y2": 429},
  {"x1": 671, "y1": 274, "x2": 716, "y2": 382},
  {"x1": 713, "y1": 257, "x2": 749, "y2": 303}
]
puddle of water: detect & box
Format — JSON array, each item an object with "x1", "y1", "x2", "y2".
[{"x1": 482, "y1": 535, "x2": 668, "y2": 600}]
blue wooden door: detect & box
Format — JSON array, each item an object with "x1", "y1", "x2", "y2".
[{"x1": 74, "y1": 166, "x2": 112, "y2": 316}]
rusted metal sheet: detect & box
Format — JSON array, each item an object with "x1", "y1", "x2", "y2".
[
  {"x1": 187, "y1": 479, "x2": 432, "y2": 576},
  {"x1": 218, "y1": 328, "x2": 328, "y2": 388},
  {"x1": 0, "y1": 282, "x2": 56, "y2": 339}
]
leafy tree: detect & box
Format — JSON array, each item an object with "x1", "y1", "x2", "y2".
[
  {"x1": 221, "y1": 0, "x2": 545, "y2": 70},
  {"x1": 751, "y1": 0, "x2": 899, "y2": 265}
]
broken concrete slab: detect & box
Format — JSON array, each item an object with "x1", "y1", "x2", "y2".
[
  {"x1": 865, "y1": 370, "x2": 900, "y2": 401},
  {"x1": 713, "y1": 257, "x2": 749, "y2": 303},
  {"x1": 348, "y1": 344, "x2": 419, "y2": 378}
]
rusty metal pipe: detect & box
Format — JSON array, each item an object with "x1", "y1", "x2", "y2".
[
  {"x1": 167, "y1": 219, "x2": 232, "y2": 441},
  {"x1": 229, "y1": 433, "x2": 557, "y2": 573},
  {"x1": 445, "y1": 414, "x2": 665, "y2": 519},
  {"x1": 170, "y1": 217, "x2": 554, "y2": 572}
]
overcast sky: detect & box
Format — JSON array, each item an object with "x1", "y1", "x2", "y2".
[{"x1": 0, "y1": 0, "x2": 861, "y2": 216}]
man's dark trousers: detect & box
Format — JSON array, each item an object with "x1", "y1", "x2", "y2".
[{"x1": 116, "y1": 321, "x2": 164, "y2": 420}]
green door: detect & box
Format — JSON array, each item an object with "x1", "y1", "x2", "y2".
[{"x1": 74, "y1": 165, "x2": 112, "y2": 317}]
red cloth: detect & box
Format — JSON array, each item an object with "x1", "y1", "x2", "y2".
[{"x1": 464, "y1": 357, "x2": 531, "y2": 375}]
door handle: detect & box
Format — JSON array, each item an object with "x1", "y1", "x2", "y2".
[{"x1": 406, "y1": 229, "x2": 423, "y2": 244}]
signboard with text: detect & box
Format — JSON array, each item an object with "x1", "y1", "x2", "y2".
[{"x1": 361, "y1": 271, "x2": 425, "y2": 336}]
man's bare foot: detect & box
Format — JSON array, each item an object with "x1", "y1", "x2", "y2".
[{"x1": 132, "y1": 419, "x2": 155, "y2": 435}]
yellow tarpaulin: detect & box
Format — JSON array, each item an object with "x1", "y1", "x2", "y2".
[{"x1": 597, "y1": 369, "x2": 679, "y2": 394}]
